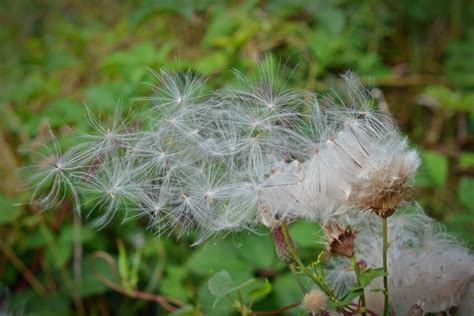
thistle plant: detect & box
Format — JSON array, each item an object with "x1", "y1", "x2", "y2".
[{"x1": 25, "y1": 63, "x2": 473, "y2": 315}]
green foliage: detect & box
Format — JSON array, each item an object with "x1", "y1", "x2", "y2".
[
  {"x1": 415, "y1": 150, "x2": 449, "y2": 188},
  {"x1": 358, "y1": 268, "x2": 386, "y2": 288},
  {"x1": 208, "y1": 270, "x2": 254, "y2": 307},
  {"x1": 0, "y1": 0, "x2": 473, "y2": 314},
  {"x1": 0, "y1": 194, "x2": 20, "y2": 224}
]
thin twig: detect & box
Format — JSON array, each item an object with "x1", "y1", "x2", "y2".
[
  {"x1": 252, "y1": 302, "x2": 300, "y2": 315},
  {"x1": 0, "y1": 240, "x2": 47, "y2": 297},
  {"x1": 91, "y1": 251, "x2": 185, "y2": 312},
  {"x1": 94, "y1": 272, "x2": 183, "y2": 312},
  {"x1": 38, "y1": 216, "x2": 86, "y2": 316}
]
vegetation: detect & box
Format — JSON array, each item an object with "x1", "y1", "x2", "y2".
[{"x1": 1, "y1": 1, "x2": 473, "y2": 315}]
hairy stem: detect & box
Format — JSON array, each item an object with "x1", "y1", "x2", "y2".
[
  {"x1": 382, "y1": 217, "x2": 389, "y2": 316},
  {"x1": 352, "y1": 256, "x2": 367, "y2": 316},
  {"x1": 279, "y1": 223, "x2": 338, "y2": 303}
]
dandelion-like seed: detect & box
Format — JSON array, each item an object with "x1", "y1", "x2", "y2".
[{"x1": 25, "y1": 63, "x2": 473, "y2": 315}]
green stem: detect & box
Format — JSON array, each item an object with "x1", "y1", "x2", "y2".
[
  {"x1": 352, "y1": 256, "x2": 367, "y2": 316},
  {"x1": 382, "y1": 217, "x2": 389, "y2": 316},
  {"x1": 279, "y1": 223, "x2": 338, "y2": 302}
]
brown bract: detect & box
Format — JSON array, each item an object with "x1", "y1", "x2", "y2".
[{"x1": 324, "y1": 223, "x2": 356, "y2": 258}]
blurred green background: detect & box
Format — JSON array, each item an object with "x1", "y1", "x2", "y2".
[{"x1": 0, "y1": 1, "x2": 473, "y2": 315}]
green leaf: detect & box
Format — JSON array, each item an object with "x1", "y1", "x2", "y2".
[
  {"x1": 78, "y1": 255, "x2": 121, "y2": 297},
  {"x1": 359, "y1": 268, "x2": 386, "y2": 288},
  {"x1": 272, "y1": 273, "x2": 304, "y2": 310},
  {"x1": 459, "y1": 152, "x2": 474, "y2": 168},
  {"x1": 446, "y1": 213, "x2": 474, "y2": 246},
  {"x1": 459, "y1": 177, "x2": 474, "y2": 212},
  {"x1": 329, "y1": 287, "x2": 364, "y2": 308},
  {"x1": 235, "y1": 233, "x2": 277, "y2": 268},
  {"x1": 314, "y1": 6, "x2": 345, "y2": 35},
  {"x1": 59, "y1": 224, "x2": 96, "y2": 244},
  {"x1": 415, "y1": 150, "x2": 448, "y2": 188},
  {"x1": 169, "y1": 305, "x2": 198, "y2": 316},
  {"x1": 0, "y1": 194, "x2": 20, "y2": 224},
  {"x1": 161, "y1": 266, "x2": 190, "y2": 301},
  {"x1": 289, "y1": 221, "x2": 324, "y2": 249},
  {"x1": 198, "y1": 281, "x2": 233, "y2": 316},
  {"x1": 117, "y1": 239, "x2": 130, "y2": 288},
  {"x1": 187, "y1": 240, "x2": 253, "y2": 281},
  {"x1": 207, "y1": 270, "x2": 254, "y2": 307},
  {"x1": 249, "y1": 279, "x2": 272, "y2": 301}
]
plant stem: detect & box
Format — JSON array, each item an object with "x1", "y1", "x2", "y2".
[
  {"x1": 0, "y1": 240, "x2": 47, "y2": 297},
  {"x1": 352, "y1": 256, "x2": 366, "y2": 316},
  {"x1": 39, "y1": 216, "x2": 86, "y2": 316},
  {"x1": 279, "y1": 223, "x2": 337, "y2": 302},
  {"x1": 382, "y1": 217, "x2": 389, "y2": 316}
]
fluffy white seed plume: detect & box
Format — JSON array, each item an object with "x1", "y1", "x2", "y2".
[
  {"x1": 458, "y1": 282, "x2": 474, "y2": 316},
  {"x1": 28, "y1": 64, "x2": 422, "y2": 243},
  {"x1": 79, "y1": 157, "x2": 141, "y2": 228},
  {"x1": 357, "y1": 206, "x2": 474, "y2": 314},
  {"x1": 317, "y1": 75, "x2": 420, "y2": 218},
  {"x1": 22, "y1": 126, "x2": 83, "y2": 212},
  {"x1": 79, "y1": 106, "x2": 137, "y2": 160}
]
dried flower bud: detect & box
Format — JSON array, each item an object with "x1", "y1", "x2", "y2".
[
  {"x1": 408, "y1": 301, "x2": 424, "y2": 316},
  {"x1": 324, "y1": 223, "x2": 356, "y2": 258},
  {"x1": 357, "y1": 259, "x2": 367, "y2": 270},
  {"x1": 302, "y1": 289, "x2": 327, "y2": 315}
]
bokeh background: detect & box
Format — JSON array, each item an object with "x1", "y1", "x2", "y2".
[{"x1": 1, "y1": 1, "x2": 473, "y2": 315}]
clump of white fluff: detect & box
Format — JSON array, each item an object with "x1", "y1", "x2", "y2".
[
  {"x1": 355, "y1": 205, "x2": 474, "y2": 315},
  {"x1": 25, "y1": 63, "x2": 419, "y2": 240},
  {"x1": 26, "y1": 61, "x2": 474, "y2": 315}
]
